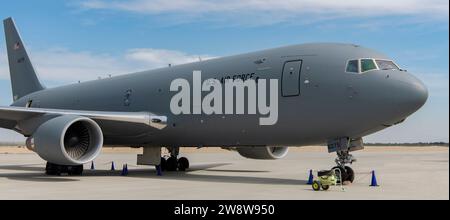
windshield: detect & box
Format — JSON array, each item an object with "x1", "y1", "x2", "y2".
[
  {"x1": 361, "y1": 59, "x2": 377, "y2": 72},
  {"x1": 376, "y1": 60, "x2": 400, "y2": 71},
  {"x1": 346, "y1": 60, "x2": 359, "y2": 73},
  {"x1": 346, "y1": 59, "x2": 400, "y2": 74}
]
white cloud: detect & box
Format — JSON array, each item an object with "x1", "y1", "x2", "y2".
[
  {"x1": 0, "y1": 47, "x2": 125, "y2": 82},
  {"x1": 0, "y1": 47, "x2": 215, "y2": 84},
  {"x1": 125, "y1": 48, "x2": 214, "y2": 67},
  {"x1": 79, "y1": 0, "x2": 449, "y2": 25},
  {"x1": 33, "y1": 48, "x2": 131, "y2": 82}
]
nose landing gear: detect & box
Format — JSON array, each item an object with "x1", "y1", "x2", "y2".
[
  {"x1": 332, "y1": 151, "x2": 356, "y2": 183},
  {"x1": 328, "y1": 137, "x2": 364, "y2": 184},
  {"x1": 333, "y1": 150, "x2": 355, "y2": 183}
]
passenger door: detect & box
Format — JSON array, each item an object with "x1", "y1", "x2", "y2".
[{"x1": 282, "y1": 60, "x2": 302, "y2": 97}]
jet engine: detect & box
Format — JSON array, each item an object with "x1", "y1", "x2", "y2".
[
  {"x1": 26, "y1": 115, "x2": 103, "y2": 165},
  {"x1": 235, "y1": 146, "x2": 289, "y2": 160}
]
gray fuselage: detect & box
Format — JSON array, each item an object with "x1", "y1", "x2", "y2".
[{"x1": 12, "y1": 43, "x2": 428, "y2": 147}]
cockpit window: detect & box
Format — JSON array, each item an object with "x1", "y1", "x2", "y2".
[
  {"x1": 346, "y1": 60, "x2": 359, "y2": 73},
  {"x1": 347, "y1": 58, "x2": 400, "y2": 74},
  {"x1": 361, "y1": 59, "x2": 377, "y2": 72},
  {"x1": 376, "y1": 60, "x2": 400, "y2": 71}
]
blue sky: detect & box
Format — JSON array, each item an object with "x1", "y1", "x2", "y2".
[{"x1": 0, "y1": 0, "x2": 448, "y2": 143}]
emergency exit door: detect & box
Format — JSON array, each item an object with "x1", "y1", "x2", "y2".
[{"x1": 282, "y1": 60, "x2": 302, "y2": 97}]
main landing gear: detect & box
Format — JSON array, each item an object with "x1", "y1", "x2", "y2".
[
  {"x1": 332, "y1": 150, "x2": 356, "y2": 183},
  {"x1": 160, "y1": 147, "x2": 190, "y2": 172},
  {"x1": 45, "y1": 162, "x2": 83, "y2": 176}
]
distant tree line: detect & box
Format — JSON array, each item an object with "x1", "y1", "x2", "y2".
[
  {"x1": 0, "y1": 141, "x2": 25, "y2": 147},
  {"x1": 365, "y1": 142, "x2": 449, "y2": 147}
]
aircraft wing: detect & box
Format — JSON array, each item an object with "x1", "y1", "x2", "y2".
[{"x1": 0, "y1": 106, "x2": 168, "y2": 130}]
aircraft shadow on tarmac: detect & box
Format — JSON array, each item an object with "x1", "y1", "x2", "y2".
[
  {"x1": 0, "y1": 163, "x2": 307, "y2": 185},
  {"x1": 0, "y1": 164, "x2": 44, "y2": 172},
  {"x1": 204, "y1": 169, "x2": 269, "y2": 173},
  {"x1": 0, "y1": 164, "x2": 79, "y2": 182}
]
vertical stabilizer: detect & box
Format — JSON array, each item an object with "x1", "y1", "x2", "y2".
[{"x1": 3, "y1": 17, "x2": 44, "y2": 101}]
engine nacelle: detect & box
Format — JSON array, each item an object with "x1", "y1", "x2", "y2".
[
  {"x1": 30, "y1": 115, "x2": 103, "y2": 165},
  {"x1": 236, "y1": 146, "x2": 289, "y2": 160}
]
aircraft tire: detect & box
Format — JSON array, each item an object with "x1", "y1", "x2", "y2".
[
  {"x1": 166, "y1": 157, "x2": 178, "y2": 171},
  {"x1": 178, "y1": 157, "x2": 189, "y2": 171},
  {"x1": 160, "y1": 157, "x2": 167, "y2": 171},
  {"x1": 345, "y1": 166, "x2": 355, "y2": 183},
  {"x1": 68, "y1": 165, "x2": 84, "y2": 176},
  {"x1": 333, "y1": 166, "x2": 349, "y2": 183},
  {"x1": 45, "y1": 162, "x2": 62, "y2": 176}
]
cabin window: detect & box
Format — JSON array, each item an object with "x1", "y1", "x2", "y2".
[
  {"x1": 376, "y1": 60, "x2": 400, "y2": 71},
  {"x1": 346, "y1": 60, "x2": 359, "y2": 73},
  {"x1": 361, "y1": 59, "x2": 377, "y2": 73}
]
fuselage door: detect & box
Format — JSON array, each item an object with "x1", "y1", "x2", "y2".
[{"x1": 281, "y1": 60, "x2": 302, "y2": 97}]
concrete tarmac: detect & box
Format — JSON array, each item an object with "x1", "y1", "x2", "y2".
[{"x1": 0, "y1": 147, "x2": 448, "y2": 200}]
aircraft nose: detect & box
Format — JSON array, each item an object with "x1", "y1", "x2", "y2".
[{"x1": 392, "y1": 72, "x2": 428, "y2": 115}]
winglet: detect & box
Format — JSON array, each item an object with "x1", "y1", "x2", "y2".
[{"x1": 3, "y1": 17, "x2": 44, "y2": 101}]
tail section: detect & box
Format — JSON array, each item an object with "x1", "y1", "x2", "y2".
[{"x1": 3, "y1": 17, "x2": 44, "y2": 101}]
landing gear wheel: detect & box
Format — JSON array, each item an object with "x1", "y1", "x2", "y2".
[
  {"x1": 312, "y1": 181, "x2": 321, "y2": 191},
  {"x1": 344, "y1": 166, "x2": 355, "y2": 183},
  {"x1": 67, "y1": 165, "x2": 83, "y2": 176},
  {"x1": 46, "y1": 162, "x2": 84, "y2": 176},
  {"x1": 333, "y1": 166, "x2": 355, "y2": 183},
  {"x1": 333, "y1": 166, "x2": 348, "y2": 184},
  {"x1": 322, "y1": 185, "x2": 330, "y2": 191},
  {"x1": 160, "y1": 157, "x2": 167, "y2": 171},
  {"x1": 166, "y1": 157, "x2": 178, "y2": 171},
  {"x1": 45, "y1": 162, "x2": 62, "y2": 176},
  {"x1": 178, "y1": 157, "x2": 190, "y2": 171}
]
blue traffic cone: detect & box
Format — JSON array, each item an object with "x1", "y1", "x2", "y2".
[
  {"x1": 156, "y1": 164, "x2": 162, "y2": 176},
  {"x1": 121, "y1": 164, "x2": 128, "y2": 176},
  {"x1": 307, "y1": 170, "x2": 314, "y2": 185},
  {"x1": 111, "y1": 161, "x2": 115, "y2": 171},
  {"x1": 90, "y1": 161, "x2": 95, "y2": 170},
  {"x1": 370, "y1": 170, "x2": 379, "y2": 187}
]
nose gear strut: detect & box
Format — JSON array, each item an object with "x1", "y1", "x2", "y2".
[
  {"x1": 335, "y1": 150, "x2": 357, "y2": 167},
  {"x1": 327, "y1": 137, "x2": 364, "y2": 183}
]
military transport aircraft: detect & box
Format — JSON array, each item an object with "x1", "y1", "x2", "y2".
[{"x1": 0, "y1": 18, "x2": 427, "y2": 182}]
